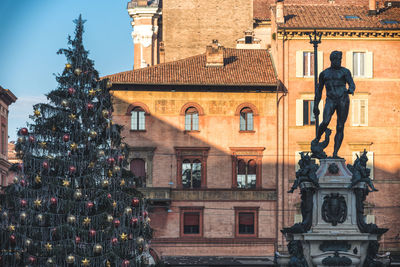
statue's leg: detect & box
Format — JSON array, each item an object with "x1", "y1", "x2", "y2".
[
  {"x1": 316, "y1": 98, "x2": 335, "y2": 140},
  {"x1": 333, "y1": 95, "x2": 350, "y2": 157}
]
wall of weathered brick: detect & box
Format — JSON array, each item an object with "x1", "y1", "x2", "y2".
[{"x1": 162, "y1": 0, "x2": 253, "y2": 62}]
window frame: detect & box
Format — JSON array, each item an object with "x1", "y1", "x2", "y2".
[
  {"x1": 184, "y1": 107, "x2": 199, "y2": 132},
  {"x1": 353, "y1": 52, "x2": 365, "y2": 78},
  {"x1": 352, "y1": 98, "x2": 368, "y2": 126},
  {"x1": 235, "y1": 207, "x2": 259, "y2": 238},
  {"x1": 239, "y1": 107, "x2": 254, "y2": 132},
  {"x1": 230, "y1": 147, "x2": 264, "y2": 189},
  {"x1": 175, "y1": 147, "x2": 209, "y2": 189},
  {"x1": 180, "y1": 207, "x2": 204, "y2": 238},
  {"x1": 302, "y1": 100, "x2": 316, "y2": 126},
  {"x1": 130, "y1": 107, "x2": 146, "y2": 131},
  {"x1": 303, "y1": 51, "x2": 314, "y2": 77},
  {"x1": 130, "y1": 158, "x2": 147, "y2": 187}
]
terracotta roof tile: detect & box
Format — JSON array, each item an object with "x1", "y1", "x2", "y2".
[
  {"x1": 279, "y1": 5, "x2": 400, "y2": 29},
  {"x1": 104, "y1": 49, "x2": 277, "y2": 86}
]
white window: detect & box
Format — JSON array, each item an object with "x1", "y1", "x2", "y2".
[
  {"x1": 352, "y1": 151, "x2": 374, "y2": 179},
  {"x1": 240, "y1": 107, "x2": 254, "y2": 131},
  {"x1": 353, "y1": 52, "x2": 365, "y2": 77},
  {"x1": 346, "y1": 51, "x2": 373, "y2": 78},
  {"x1": 296, "y1": 51, "x2": 323, "y2": 78},
  {"x1": 296, "y1": 99, "x2": 323, "y2": 126},
  {"x1": 185, "y1": 107, "x2": 199, "y2": 131},
  {"x1": 131, "y1": 107, "x2": 146, "y2": 130},
  {"x1": 352, "y1": 99, "x2": 368, "y2": 126}
]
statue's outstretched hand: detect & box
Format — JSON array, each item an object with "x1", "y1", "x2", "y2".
[{"x1": 347, "y1": 88, "x2": 354, "y2": 95}]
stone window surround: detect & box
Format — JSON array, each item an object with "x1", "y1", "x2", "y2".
[
  {"x1": 230, "y1": 147, "x2": 265, "y2": 189},
  {"x1": 234, "y1": 207, "x2": 259, "y2": 238},
  {"x1": 179, "y1": 206, "x2": 204, "y2": 238},
  {"x1": 127, "y1": 146, "x2": 156, "y2": 187},
  {"x1": 175, "y1": 147, "x2": 209, "y2": 189}
]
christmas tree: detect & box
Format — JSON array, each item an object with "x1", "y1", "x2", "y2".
[{"x1": 0, "y1": 15, "x2": 152, "y2": 266}]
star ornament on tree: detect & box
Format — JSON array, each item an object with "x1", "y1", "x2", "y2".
[
  {"x1": 8, "y1": 224, "x2": 15, "y2": 232},
  {"x1": 34, "y1": 199, "x2": 42, "y2": 208},
  {"x1": 88, "y1": 88, "x2": 96, "y2": 96},
  {"x1": 81, "y1": 258, "x2": 90, "y2": 266},
  {"x1": 45, "y1": 242, "x2": 52, "y2": 251},
  {"x1": 120, "y1": 232, "x2": 128, "y2": 241},
  {"x1": 83, "y1": 217, "x2": 91, "y2": 226},
  {"x1": 62, "y1": 180, "x2": 70, "y2": 187}
]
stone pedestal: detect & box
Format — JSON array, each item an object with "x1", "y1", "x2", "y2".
[{"x1": 276, "y1": 158, "x2": 387, "y2": 267}]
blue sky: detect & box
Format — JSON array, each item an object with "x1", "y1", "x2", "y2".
[{"x1": 0, "y1": 0, "x2": 134, "y2": 141}]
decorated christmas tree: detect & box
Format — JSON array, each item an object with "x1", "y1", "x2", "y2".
[{"x1": 0, "y1": 15, "x2": 152, "y2": 266}]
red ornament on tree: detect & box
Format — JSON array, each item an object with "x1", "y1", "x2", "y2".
[
  {"x1": 75, "y1": 236, "x2": 81, "y2": 244},
  {"x1": 42, "y1": 161, "x2": 49, "y2": 169},
  {"x1": 69, "y1": 165, "x2": 76, "y2": 173},
  {"x1": 122, "y1": 260, "x2": 130, "y2": 267},
  {"x1": 29, "y1": 136, "x2": 35, "y2": 143},
  {"x1": 68, "y1": 87, "x2": 76, "y2": 95},
  {"x1": 63, "y1": 134, "x2": 70, "y2": 142},
  {"x1": 118, "y1": 155, "x2": 124, "y2": 162},
  {"x1": 130, "y1": 217, "x2": 138, "y2": 226},
  {"x1": 20, "y1": 128, "x2": 28, "y2": 136},
  {"x1": 143, "y1": 211, "x2": 148, "y2": 218},
  {"x1": 111, "y1": 237, "x2": 118, "y2": 245},
  {"x1": 87, "y1": 103, "x2": 94, "y2": 110},
  {"x1": 89, "y1": 229, "x2": 96, "y2": 237},
  {"x1": 50, "y1": 197, "x2": 57, "y2": 205},
  {"x1": 87, "y1": 201, "x2": 94, "y2": 209},
  {"x1": 113, "y1": 219, "x2": 120, "y2": 228},
  {"x1": 20, "y1": 179, "x2": 26, "y2": 187},
  {"x1": 107, "y1": 193, "x2": 112, "y2": 199},
  {"x1": 107, "y1": 157, "x2": 115, "y2": 165},
  {"x1": 28, "y1": 256, "x2": 36, "y2": 264},
  {"x1": 20, "y1": 199, "x2": 27, "y2": 207},
  {"x1": 9, "y1": 234, "x2": 16, "y2": 246},
  {"x1": 131, "y1": 198, "x2": 139, "y2": 207}
]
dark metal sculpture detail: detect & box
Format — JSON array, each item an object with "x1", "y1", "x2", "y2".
[
  {"x1": 347, "y1": 150, "x2": 378, "y2": 192},
  {"x1": 319, "y1": 241, "x2": 351, "y2": 252},
  {"x1": 312, "y1": 50, "x2": 356, "y2": 158},
  {"x1": 311, "y1": 128, "x2": 331, "y2": 159},
  {"x1": 328, "y1": 163, "x2": 339, "y2": 174},
  {"x1": 283, "y1": 153, "x2": 319, "y2": 234},
  {"x1": 322, "y1": 251, "x2": 352, "y2": 266},
  {"x1": 363, "y1": 241, "x2": 384, "y2": 267},
  {"x1": 287, "y1": 240, "x2": 309, "y2": 267},
  {"x1": 322, "y1": 193, "x2": 347, "y2": 226}
]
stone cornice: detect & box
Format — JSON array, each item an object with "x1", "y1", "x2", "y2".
[{"x1": 277, "y1": 29, "x2": 400, "y2": 40}]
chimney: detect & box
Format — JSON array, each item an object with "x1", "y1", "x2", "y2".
[
  {"x1": 276, "y1": 0, "x2": 285, "y2": 24},
  {"x1": 369, "y1": 0, "x2": 377, "y2": 15},
  {"x1": 206, "y1": 40, "x2": 224, "y2": 67}
]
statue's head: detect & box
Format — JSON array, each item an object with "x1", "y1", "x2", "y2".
[{"x1": 330, "y1": 51, "x2": 342, "y2": 69}]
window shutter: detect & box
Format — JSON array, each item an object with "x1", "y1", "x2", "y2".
[
  {"x1": 184, "y1": 213, "x2": 199, "y2": 226},
  {"x1": 130, "y1": 159, "x2": 146, "y2": 178},
  {"x1": 365, "y1": 51, "x2": 373, "y2": 78},
  {"x1": 247, "y1": 112, "x2": 253, "y2": 131},
  {"x1": 131, "y1": 111, "x2": 138, "y2": 130},
  {"x1": 366, "y1": 214, "x2": 375, "y2": 224},
  {"x1": 318, "y1": 100, "x2": 324, "y2": 123},
  {"x1": 360, "y1": 99, "x2": 368, "y2": 126},
  {"x1": 296, "y1": 99, "x2": 304, "y2": 126},
  {"x1": 192, "y1": 113, "x2": 199, "y2": 130},
  {"x1": 185, "y1": 114, "x2": 191, "y2": 130},
  {"x1": 295, "y1": 151, "x2": 302, "y2": 171},
  {"x1": 239, "y1": 213, "x2": 254, "y2": 225},
  {"x1": 139, "y1": 111, "x2": 145, "y2": 130},
  {"x1": 294, "y1": 214, "x2": 303, "y2": 223},
  {"x1": 367, "y1": 151, "x2": 374, "y2": 180},
  {"x1": 346, "y1": 51, "x2": 353, "y2": 76},
  {"x1": 317, "y1": 51, "x2": 323, "y2": 76},
  {"x1": 352, "y1": 99, "x2": 360, "y2": 126},
  {"x1": 296, "y1": 51, "x2": 304, "y2": 77}
]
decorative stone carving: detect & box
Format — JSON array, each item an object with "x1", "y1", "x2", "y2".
[
  {"x1": 321, "y1": 251, "x2": 352, "y2": 266},
  {"x1": 347, "y1": 150, "x2": 378, "y2": 192},
  {"x1": 322, "y1": 193, "x2": 347, "y2": 226},
  {"x1": 288, "y1": 240, "x2": 309, "y2": 267}
]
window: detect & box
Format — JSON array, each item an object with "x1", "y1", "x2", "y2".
[
  {"x1": 237, "y1": 159, "x2": 257, "y2": 188},
  {"x1": 130, "y1": 158, "x2": 146, "y2": 187},
  {"x1": 182, "y1": 159, "x2": 202, "y2": 188},
  {"x1": 180, "y1": 207, "x2": 203, "y2": 237},
  {"x1": 131, "y1": 107, "x2": 145, "y2": 131},
  {"x1": 296, "y1": 99, "x2": 322, "y2": 126},
  {"x1": 1, "y1": 125, "x2": 5, "y2": 155},
  {"x1": 352, "y1": 151, "x2": 374, "y2": 179},
  {"x1": 352, "y1": 99, "x2": 368, "y2": 126},
  {"x1": 240, "y1": 107, "x2": 254, "y2": 131},
  {"x1": 303, "y1": 52, "x2": 314, "y2": 77},
  {"x1": 296, "y1": 51, "x2": 323, "y2": 78},
  {"x1": 303, "y1": 100, "x2": 315, "y2": 125},
  {"x1": 353, "y1": 52, "x2": 365, "y2": 77},
  {"x1": 346, "y1": 51, "x2": 373, "y2": 78},
  {"x1": 175, "y1": 147, "x2": 209, "y2": 189},
  {"x1": 185, "y1": 107, "x2": 199, "y2": 131},
  {"x1": 344, "y1": 15, "x2": 360, "y2": 20},
  {"x1": 230, "y1": 147, "x2": 264, "y2": 189},
  {"x1": 235, "y1": 207, "x2": 258, "y2": 237}
]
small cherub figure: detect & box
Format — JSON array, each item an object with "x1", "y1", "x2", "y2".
[
  {"x1": 311, "y1": 128, "x2": 331, "y2": 159},
  {"x1": 347, "y1": 150, "x2": 378, "y2": 192},
  {"x1": 288, "y1": 152, "x2": 320, "y2": 193}
]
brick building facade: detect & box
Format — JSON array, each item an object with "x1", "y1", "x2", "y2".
[{"x1": 105, "y1": 0, "x2": 400, "y2": 264}]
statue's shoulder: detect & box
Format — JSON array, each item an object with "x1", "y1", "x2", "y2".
[{"x1": 341, "y1": 66, "x2": 352, "y2": 74}]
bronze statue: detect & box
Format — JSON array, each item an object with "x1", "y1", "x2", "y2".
[
  {"x1": 312, "y1": 51, "x2": 355, "y2": 158},
  {"x1": 347, "y1": 150, "x2": 378, "y2": 192}
]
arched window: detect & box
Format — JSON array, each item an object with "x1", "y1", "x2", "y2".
[
  {"x1": 131, "y1": 107, "x2": 145, "y2": 130},
  {"x1": 237, "y1": 159, "x2": 257, "y2": 188},
  {"x1": 240, "y1": 107, "x2": 253, "y2": 131},
  {"x1": 185, "y1": 107, "x2": 199, "y2": 131},
  {"x1": 130, "y1": 158, "x2": 146, "y2": 187},
  {"x1": 182, "y1": 159, "x2": 202, "y2": 188}
]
